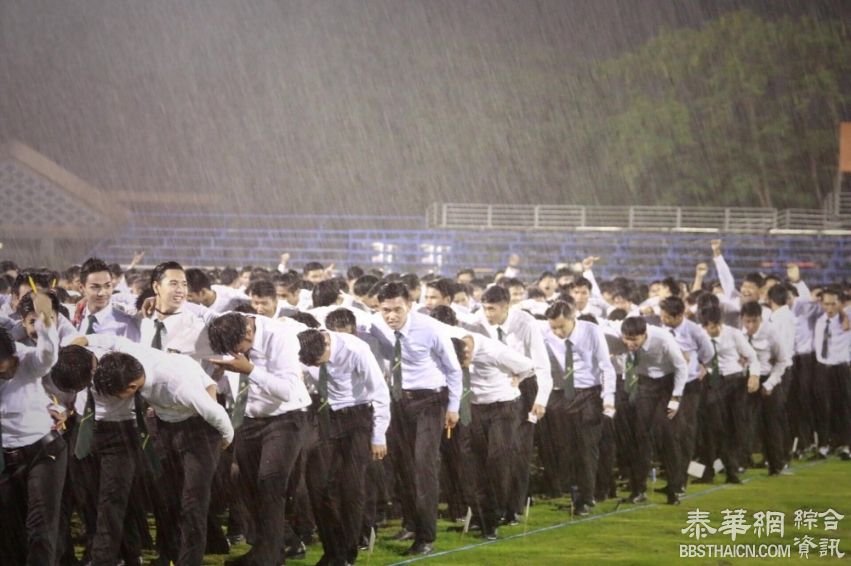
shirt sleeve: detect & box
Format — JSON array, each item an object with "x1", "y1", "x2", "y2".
[
  {"x1": 172, "y1": 360, "x2": 235, "y2": 444},
  {"x1": 734, "y1": 330, "x2": 761, "y2": 377},
  {"x1": 665, "y1": 335, "x2": 689, "y2": 397},
  {"x1": 764, "y1": 328, "x2": 791, "y2": 393},
  {"x1": 694, "y1": 325, "x2": 716, "y2": 365},
  {"x1": 583, "y1": 269, "x2": 603, "y2": 299},
  {"x1": 713, "y1": 255, "x2": 737, "y2": 300},
  {"x1": 524, "y1": 321, "x2": 553, "y2": 407},
  {"x1": 19, "y1": 318, "x2": 60, "y2": 379},
  {"x1": 433, "y1": 325, "x2": 463, "y2": 413},
  {"x1": 358, "y1": 343, "x2": 391, "y2": 445},
  {"x1": 493, "y1": 344, "x2": 535, "y2": 379},
  {"x1": 592, "y1": 327, "x2": 617, "y2": 407},
  {"x1": 246, "y1": 335, "x2": 301, "y2": 403}
]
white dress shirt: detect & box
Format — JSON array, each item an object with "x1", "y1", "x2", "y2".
[
  {"x1": 746, "y1": 321, "x2": 792, "y2": 393},
  {"x1": 767, "y1": 305, "x2": 796, "y2": 360},
  {"x1": 302, "y1": 332, "x2": 390, "y2": 445},
  {"x1": 712, "y1": 324, "x2": 760, "y2": 377},
  {"x1": 610, "y1": 325, "x2": 689, "y2": 396},
  {"x1": 369, "y1": 311, "x2": 463, "y2": 413},
  {"x1": 208, "y1": 285, "x2": 250, "y2": 314},
  {"x1": 666, "y1": 318, "x2": 715, "y2": 383},
  {"x1": 0, "y1": 319, "x2": 60, "y2": 447},
  {"x1": 467, "y1": 333, "x2": 533, "y2": 405},
  {"x1": 80, "y1": 304, "x2": 141, "y2": 342},
  {"x1": 544, "y1": 320, "x2": 617, "y2": 407},
  {"x1": 814, "y1": 313, "x2": 851, "y2": 366},
  {"x1": 140, "y1": 309, "x2": 213, "y2": 359}
]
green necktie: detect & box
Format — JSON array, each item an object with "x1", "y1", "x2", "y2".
[
  {"x1": 497, "y1": 327, "x2": 506, "y2": 344},
  {"x1": 85, "y1": 314, "x2": 97, "y2": 335},
  {"x1": 563, "y1": 339, "x2": 576, "y2": 401},
  {"x1": 74, "y1": 388, "x2": 96, "y2": 459},
  {"x1": 151, "y1": 320, "x2": 166, "y2": 350},
  {"x1": 709, "y1": 339, "x2": 721, "y2": 389},
  {"x1": 230, "y1": 374, "x2": 249, "y2": 429},
  {"x1": 317, "y1": 363, "x2": 332, "y2": 438},
  {"x1": 392, "y1": 331, "x2": 403, "y2": 401},
  {"x1": 625, "y1": 351, "x2": 639, "y2": 402},
  {"x1": 459, "y1": 367, "x2": 472, "y2": 426},
  {"x1": 822, "y1": 321, "x2": 831, "y2": 359}
]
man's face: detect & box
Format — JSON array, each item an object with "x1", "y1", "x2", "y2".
[
  {"x1": 740, "y1": 281, "x2": 760, "y2": 304},
  {"x1": 0, "y1": 355, "x2": 20, "y2": 380},
  {"x1": 612, "y1": 295, "x2": 631, "y2": 312},
  {"x1": 482, "y1": 301, "x2": 509, "y2": 327},
  {"x1": 276, "y1": 285, "x2": 299, "y2": 306},
  {"x1": 742, "y1": 315, "x2": 761, "y2": 337},
  {"x1": 250, "y1": 295, "x2": 278, "y2": 317},
  {"x1": 702, "y1": 322, "x2": 721, "y2": 338},
  {"x1": 317, "y1": 333, "x2": 332, "y2": 364},
  {"x1": 557, "y1": 274, "x2": 573, "y2": 287},
  {"x1": 621, "y1": 333, "x2": 647, "y2": 353},
  {"x1": 820, "y1": 293, "x2": 841, "y2": 317},
  {"x1": 570, "y1": 286, "x2": 590, "y2": 309},
  {"x1": 153, "y1": 269, "x2": 187, "y2": 312},
  {"x1": 379, "y1": 296, "x2": 410, "y2": 331},
  {"x1": 115, "y1": 374, "x2": 146, "y2": 400},
  {"x1": 538, "y1": 276, "x2": 556, "y2": 298},
  {"x1": 304, "y1": 269, "x2": 324, "y2": 284},
  {"x1": 364, "y1": 295, "x2": 379, "y2": 311},
  {"x1": 83, "y1": 271, "x2": 114, "y2": 313},
  {"x1": 660, "y1": 311, "x2": 684, "y2": 329},
  {"x1": 424, "y1": 288, "x2": 450, "y2": 311},
  {"x1": 508, "y1": 285, "x2": 525, "y2": 306},
  {"x1": 453, "y1": 291, "x2": 470, "y2": 309},
  {"x1": 649, "y1": 282, "x2": 662, "y2": 298},
  {"x1": 22, "y1": 312, "x2": 39, "y2": 341},
  {"x1": 460, "y1": 335, "x2": 474, "y2": 368},
  {"x1": 233, "y1": 318, "x2": 255, "y2": 355},
  {"x1": 239, "y1": 271, "x2": 251, "y2": 289},
  {"x1": 457, "y1": 273, "x2": 473, "y2": 285},
  {"x1": 548, "y1": 315, "x2": 576, "y2": 340}
]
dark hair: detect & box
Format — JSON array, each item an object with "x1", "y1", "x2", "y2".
[
  {"x1": 659, "y1": 296, "x2": 686, "y2": 317},
  {"x1": 0, "y1": 327, "x2": 16, "y2": 361},
  {"x1": 346, "y1": 266, "x2": 365, "y2": 281},
  {"x1": 696, "y1": 291, "x2": 720, "y2": 311},
  {"x1": 16, "y1": 290, "x2": 61, "y2": 318},
  {"x1": 249, "y1": 279, "x2": 277, "y2": 300},
  {"x1": 621, "y1": 316, "x2": 647, "y2": 337},
  {"x1": 150, "y1": 261, "x2": 184, "y2": 287},
  {"x1": 135, "y1": 287, "x2": 155, "y2": 312},
  {"x1": 456, "y1": 268, "x2": 475, "y2": 280},
  {"x1": 0, "y1": 260, "x2": 19, "y2": 273},
  {"x1": 400, "y1": 273, "x2": 421, "y2": 294},
  {"x1": 80, "y1": 258, "x2": 111, "y2": 285},
  {"x1": 607, "y1": 308, "x2": 628, "y2": 321},
  {"x1": 426, "y1": 278, "x2": 455, "y2": 300},
  {"x1": 699, "y1": 305, "x2": 722, "y2": 326},
  {"x1": 577, "y1": 313, "x2": 598, "y2": 325},
  {"x1": 660, "y1": 277, "x2": 681, "y2": 298},
  {"x1": 312, "y1": 280, "x2": 341, "y2": 308},
  {"x1": 233, "y1": 302, "x2": 257, "y2": 314},
  {"x1": 538, "y1": 271, "x2": 555, "y2": 282},
  {"x1": 429, "y1": 305, "x2": 457, "y2": 326},
  {"x1": 767, "y1": 284, "x2": 789, "y2": 307},
  {"x1": 13, "y1": 269, "x2": 55, "y2": 296},
  {"x1": 820, "y1": 286, "x2": 844, "y2": 301},
  {"x1": 207, "y1": 313, "x2": 249, "y2": 354},
  {"x1": 291, "y1": 311, "x2": 321, "y2": 328},
  {"x1": 376, "y1": 281, "x2": 410, "y2": 303},
  {"x1": 740, "y1": 301, "x2": 763, "y2": 319},
  {"x1": 93, "y1": 352, "x2": 145, "y2": 397},
  {"x1": 297, "y1": 329, "x2": 326, "y2": 366},
  {"x1": 499, "y1": 277, "x2": 525, "y2": 290},
  {"x1": 743, "y1": 272, "x2": 765, "y2": 288},
  {"x1": 325, "y1": 308, "x2": 357, "y2": 332},
  {"x1": 0, "y1": 274, "x2": 13, "y2": 294},
  {"x1": 220, "y1": 267, "x2": 239, "y2": 286},
  {"x1": 545, "y1": 300, "x2": 575, "y2": 320},
  {"x1": 570, "y1": 277, "x2": 593, "y2": 291},
  {"x1": 526, "y1": 287, "x2": 546, "y2": 300},
  {"x1": 52, "y1": 345, "x2": 95, "y2": 392},
  {"x1": 481, "y1": 285, "x2": 510, "y2": 305},
  {"x1": 274, "y1": 272, "x2": 302, "y2": 293},
  {"x1": 353, "y1": 275, "x2": 380, "y2": 297},
  {"x1": 185, "y1": 268, "x2": 212, "y2": 294},
  {"x1": 303, "y1": 261, "x2": 324, "y2": 275}
]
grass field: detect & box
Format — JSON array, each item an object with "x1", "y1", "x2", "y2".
[{"x1": 184, "y1": 458, "x2": 850, "y2": 566}]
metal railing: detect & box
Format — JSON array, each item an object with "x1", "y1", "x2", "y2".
[{"x1": 425, "y1": 203, "x2": 851, "y2": 233}]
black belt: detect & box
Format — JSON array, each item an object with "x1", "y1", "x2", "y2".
[
  {"x1": 3, "y1": 430, "x2": 62, "y2": 467},
  {"x1": 400, "y1": 387, "x2": 445, "y2": 400},
  {"x1": 331, "y1": 403, "x2": 372, "y2": 416},
  {"x1": 723, "y1": 371, "x2": 746, "y2": 379}
]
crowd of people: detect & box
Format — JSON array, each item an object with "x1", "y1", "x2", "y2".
[{"x1": 0, "y1": 238, "x2": 848, "y2": 566}]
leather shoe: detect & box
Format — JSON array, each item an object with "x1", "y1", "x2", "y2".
[
  {"x1": 284, "y1": 541, "x2": 306, "y2": 560},
  {"x1": 725, "y1": 475, "x2": 742, "y2": 484},
  {"x1": 667, "y1": 492, "x2": 682, "y2": 505},
  {"x1": 692, "y1": 476, "x2": 714, "y2": 484},
  {"x1": 501, "y1": 513, "x2": 519, "y2": 526},
  {"x1": 403, "y1": 542, "x2": 433, "y2": 556},
  {"x1": 623, "y1": 492, "x2": 647, "y2": 504},
  {"x1": 574, "y1": 503, "x2": 591, "y2": 517},
  {"x1": 482, "y1": 530, "x2": 498, "y2": 541},
  {"x1": 393, "y1": 528, "x2": 416, "y2": 541}
]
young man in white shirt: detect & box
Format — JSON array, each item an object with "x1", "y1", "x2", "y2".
[
  {"x1": 0, "y1": 293, "x2": 62, "y2": 565},
  {"x1": 186, "y1": 267, "x2": 250, "y2": 314},
  {"x1": 75, "y1": 258, "x2": 141, "y2": 341}
]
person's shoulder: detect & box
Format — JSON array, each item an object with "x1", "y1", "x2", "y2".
[{"x1": 111, "y1": 305, "x2": 137, "y2": 324}]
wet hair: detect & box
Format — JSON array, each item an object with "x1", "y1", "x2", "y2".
[
  {"x1": 353, "y1": 275, "x2": 380, "y2": 297},
  {"x1": 526, "y1": 287, "x2": 547, "y2": 300},
  {"x1": 303, "y1": 261, "x2": 324, "y2": 275},
  {"x1": 291, "y1": 311, "x2": 321, "y2": 328},
  {"x1": 51, "y1": 345, "x2": 95, "y2": 392},
  {"x1": 16, "y1": 291, "x2": 61, "y2": 318},
  {"x1": 740, "y1": 301, "x2": 763, "y2": 319},
  {"x1": 248, "y1": 279, "x2": 277, "y2": 299},
  {"x1": 545, "y1": 300, "x2": 575, "y2": 320},
  {"x1": 346, "y1": 266, "x2": 365, "y2": 281},
  {"x1": 150, "y1": 261, "x2": 184, "y2": 287},
  {"x1": 207, "y1": 313, "x2": 249, "y2": 354},
  {"x1": 312, "y1": 280, "x2": 341, "y2": 308},
  {"x1": 185, "y1": 268, "x2": 212, "y2": 294},
  {"x1": 429, "y1": 305, "x2": 457, "y2": 326},
  {"x1": 325, "y1": 308, "x2": 356, "y2": 332},
  {"x1": 621, "y1": 316, "x2": 647, "y2": 337},
  {"x1": 659, "y1": 277, "x2": 681, "y2": 298},
  {"x1": 743, "y1": 272, "x2": 765, "y2": 288},
  {"x1": 578, "y1": 314, "x2": 598, "y2": 325},
  {"x1": 135, "y1": 287, "x2": 155, "y2": 312},
  {"x1": 400, "y1": 273, "x2": 421, "y2": 295},
  {"x1": 767, "y1": 284, "x2": 790, "y2": 306},
  {"x1": 0, "y1": 327, "x2": 16, "y2": 362},
  {"x1": 233, "y1": 303, "x2": 257, "y2": 314},
  {"x1": 607, "y1": 308, "x2": 628, "y2": 321},
  {"x1": 538, "y1": 271, "x2": 556, "y2": 282},
  {"x1": 659, "y1": 296, "x2": 686, "y2": 317},
  {"x1": 0, "y1": 274, "x2": 13, "y2": 294},
  {"x1": 696, "y1": 291, "x2": 720, "y2": 311},
  {"x1": 426, "y1": 278, "x2": 455, "y2": 299},
  {"x1": 456, "y1": 268, "x2": 475, "y2": 280},
  {"x1": 499, "y1": 277, "x2": 525, "y2": 290},
  {"x1": 0, "y1": 260, "x2": 19, "y2": 273},
  {"x1": 93, "y1": 352, "x2": 144, "y2": 397},
  {"x1": 699, "y1": 305, "x2": 723, "y2": 326},
  {"x1": 297, "y1": 329, "x2": 326, "y2": 366},
  {"x1": 13, "y1": 269, "x2": 55, "y2": 296},
  {"x1": 376, "y1": 281, "x2": 410, "y2": 303},
  {"x1": 820, "y1": 286, "x2": 844, "y2": 301},
  {"x1": 220, "y1": 267, "x2": 239, "y2": 286},
  {"x1": 570, "y1": 277, "x2": 593, "y2": 291},
  {"x1": 480, "y1": 285, "x2": 510, "y2": 305},
  {"x1": 79, "y1": 258, "x2": 111, "y2": 285}
]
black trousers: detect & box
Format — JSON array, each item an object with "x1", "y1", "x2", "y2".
[
  {"x1": 465, "y1": 399, "x2": 518, "y2": 534},
  {"x1": 235, "y1": 410, "x2": 308, "y2": 565},
  {"x1": 789, "y1": 353, "x2": 816, "y2": 449},
  {"x1": 155, "y1": 416, "x2": 222, "y2": 566},
  {"x1": 307, "y1": 404, "x2": 373, "y2": 565},
  {"x1": 90, "y1": 421, "x2": 146, "y2": 566},
  {"x1": 563, "y1": 386, "x2": 603, "y2": 506},
  {"x1": 507, "y1": 376, "x2": 538, "y2": 516},
  {"x1": 388, "y1": 388, "x2": 447, "y2": 545},
  {"x1": 815, "y1": 362, "x2": 851, "y2": 447},
  {"x1": 672, "y1": 379, "x2": 701, "y2": 488},
  {"x1": 537, "y1": 389, "x2": 569, "y2": 496},
  {"x1": 626, "y1": 374, "x2": 681, "y2": 495},
  {"x1": 595, "y1": 409, "x2": 617, "y2": 501},
  {"x1": 748, "y1": 375, "x2": 787, "y2": 474},
  {"x1": 0, "y1": 432, "x2": 67, "y2": 566},
  {"x1": 698, "y1": 373, "x2": 747, "y2": 480}
]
